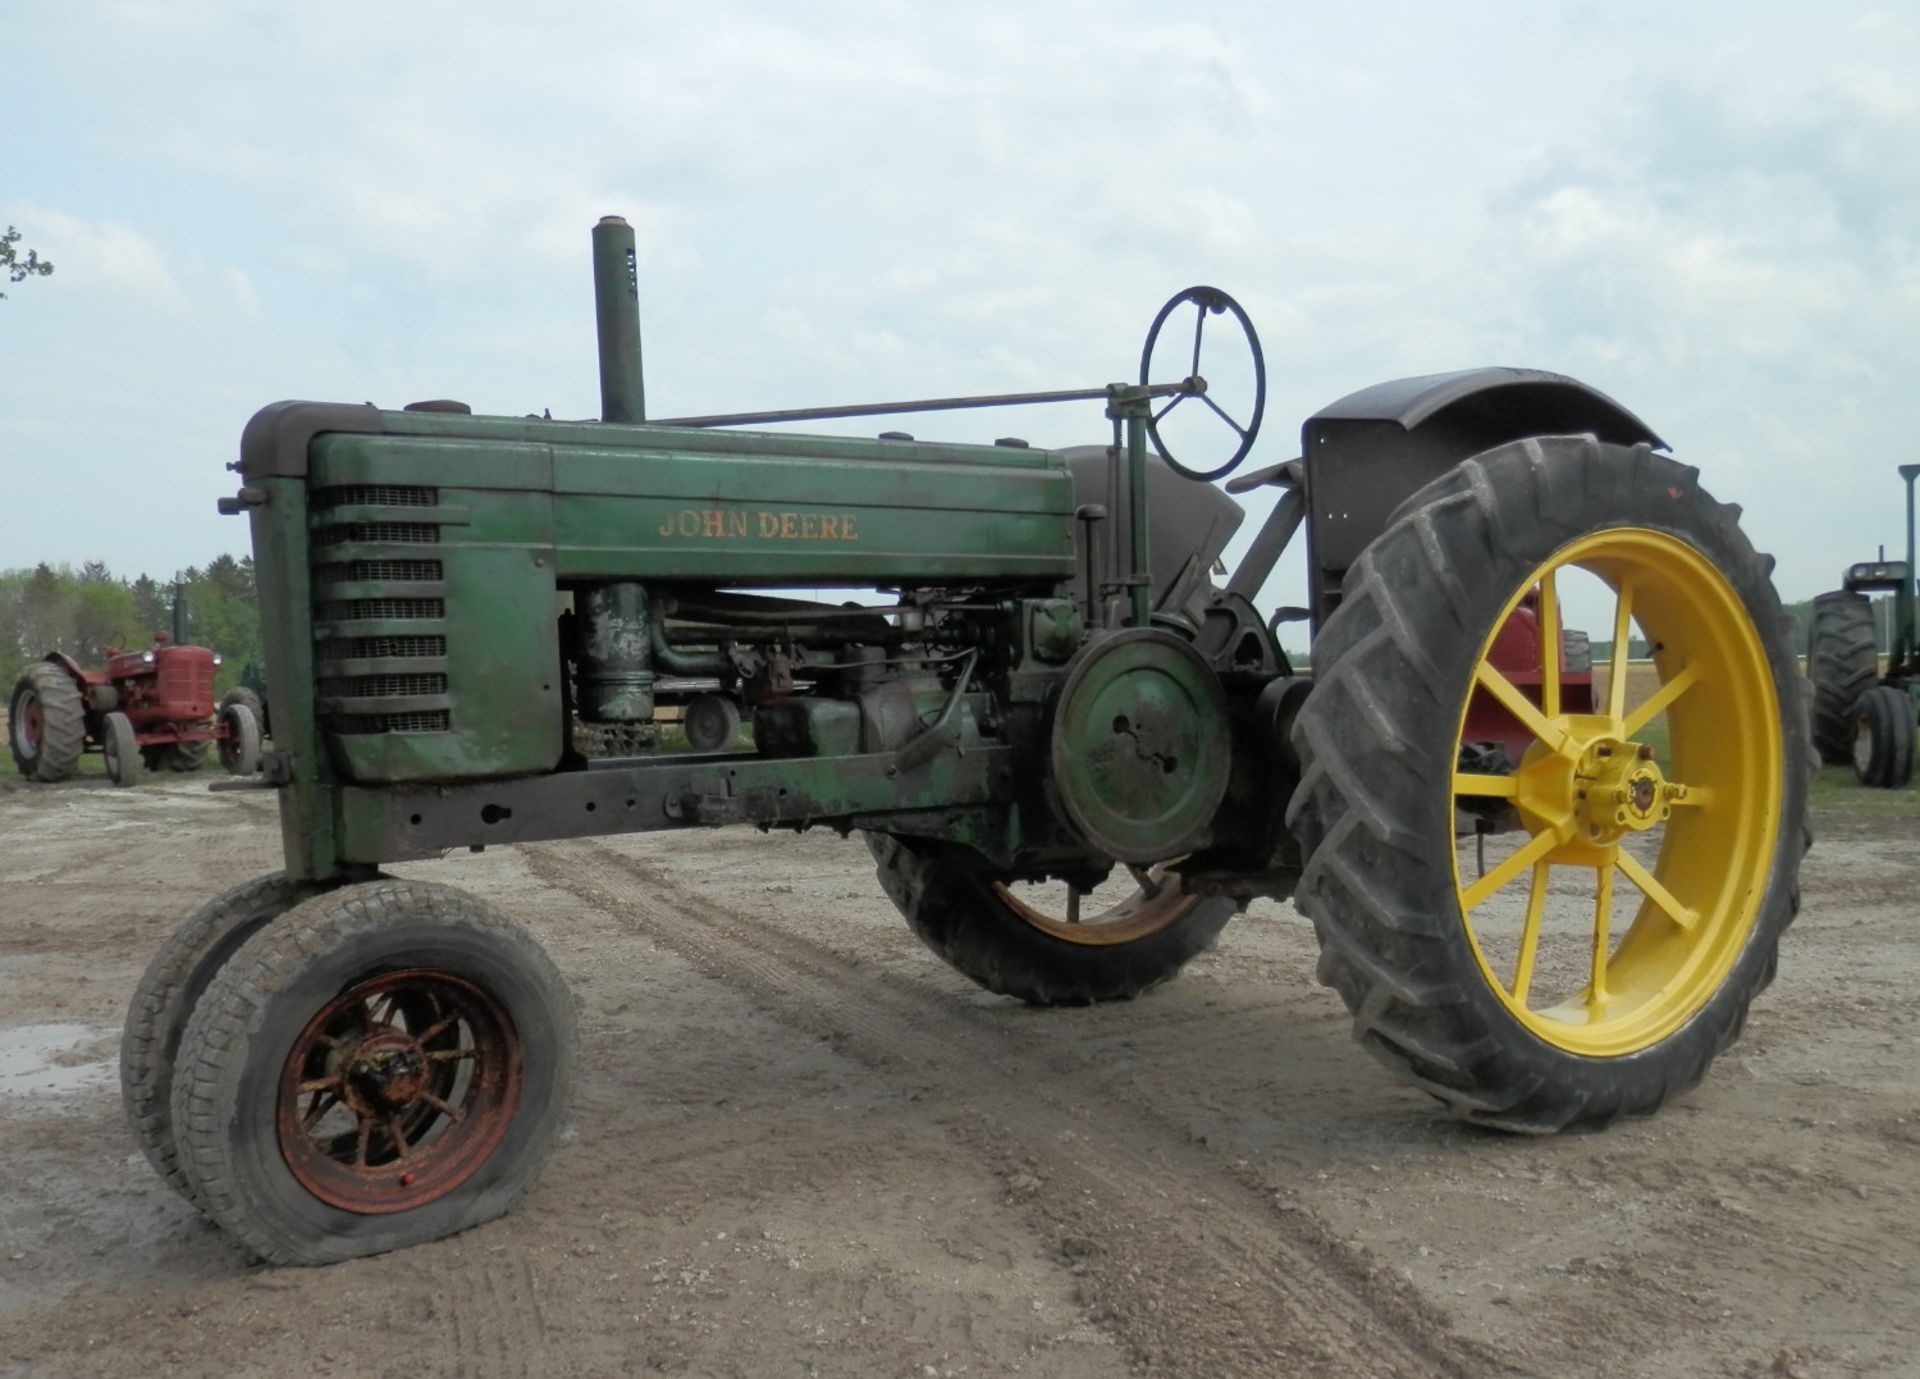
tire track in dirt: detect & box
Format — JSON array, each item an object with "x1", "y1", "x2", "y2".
[
  {"x1": 440, "y1": 1250, "x2": 548, "y2": 1379},
  {"x1": 523, "y1": 838, "x2": 1526, "y2": 1379}
]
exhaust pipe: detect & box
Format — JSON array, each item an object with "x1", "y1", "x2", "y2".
[{"x1": 592, "y1": 215, "x2": 646, "y2": 424}]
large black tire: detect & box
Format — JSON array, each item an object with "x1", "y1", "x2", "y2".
[
  {"x1": 169, "y1": 879, "x2": 579, "y2": 1265},
  {"x1": 121, "y1": 872, "x2": 331, "y2": 1208},
  {"x1": 866, "y1": 834, "x2": 1236, "y2": 1005},
  {"x1": 1851, "y1": 685, "x2": 1915, "y2": 788},
  {"x1": 1288, "y1": 435, "x2": 1812, "y2": 1133},
  {"x1": 8, "y1": 662, "x2": 86, "y2": 781},
  {"x1": 1808, "y1": 591, "x2": 1877, "y2": 764},
  {"x1": 159, "y1": 738, "x2": 209, "y2": 772},
  {"x1": 220, "y1": 686, "x2": 266, "y2": 740},
  {"x1": 102, "y1": 711, "x2": 142, "y2": 787},
  {"x1": 218, "y1": 702, "x2": 262, "y2": 775}
]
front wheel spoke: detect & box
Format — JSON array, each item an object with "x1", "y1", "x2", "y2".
[
  {"x1": 416, "y1": 1013, "x2": 459, "y2": 1046},
  {"x1": 425, "y1": 1047, "x2": 479, "y2": 1064},
  {"x1": 297, "y1": 1075, "x2": 341, "y2": 1095},
  {"x1": 1511, "y1": 861, "x2": 1551, "y2": 1006},
  {"x1": 1623, "y1": 661, "x2": 1701, "y2": 737},
  {"x1": 1474, "y1": 661, "x2": 1569, "y2": 752},
  {"x1": 1461, "y1": 826, "x2": 1561, "y2": 913},
  {"x1": 1607, "y1": 583, "x2": 1636, "y2": 722},
  {"x1": 1666, "y1": 784, "x2": 1713, "y2": 809},
  {"x1": 1065, "y1": 887, "x2": 1082, "y2": 925},
  {"x1": 303, "y1": 1090, "x2": 340, "y2": 1129},
  {"x1": 353, "y1": 1121, "x2": 373, "y2": 1166},
  {"x1": 1126, "y1": 864, "x2": 1162, "y2": 898},
  {"x1": 422, "y1": 1093, "x2": 465, "y2": 1124},
  {"x1": 386, "y1": 1116, "x2": 411, "y2": 1159},
  {"x1": 1615, "y1": 850, "x2": 1697, "y2": 932},
  {"x1": 1453, "y1": 772, "x2": 1519, "y2": 798}
]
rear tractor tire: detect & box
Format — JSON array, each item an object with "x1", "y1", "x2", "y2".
[
  {"x1": 1289, "y1": 435, "x2": 1811, "y2": 1134},
  {"x1": 866, "y1": 834, "x2": 1235, "y2": 1005},
  {"x1": 1851, "y1": 685, "x2": 1915, "y2": 789},
  {"x1": 102, "y1": 711, "x2": 142, "y2": 787},
  {"x1": 169, "y1": 879, "x2": 579, "y2": 1265},
  {"x1": 8, "y1": 663, "x2": 86, "y2": 781},
  {"x1": 1808, "y1": 591, "x2": 1878, "y2": 764}
]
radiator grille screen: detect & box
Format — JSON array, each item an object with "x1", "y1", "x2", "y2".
[
  {"x1": 314, "y1": 559, "x2": 443, "y2": 585},
  {"x1": 319, "y1": 674, "x2": 449, "y2": 699},
  {"x1": 315, "y1": 598, "x2": 445, "y2": 623},
  {"x1": 313, "y1": 522, "x2": 440, "y2": 547},
  {"x1": 315, "y1": 635, "x2": 449, "y2": 661},
  {"x1": 313, "y1": 485, "x2": 438, "y2": 509}
]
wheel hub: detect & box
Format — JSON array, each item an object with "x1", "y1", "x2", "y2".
[
  {"x1": 1511, "y1": 715, "x2": 1677, "y2": 855},
  {"x1": 341, "y1": 1033, "x2": 429, "y2": 1114},
  {"x1": 1577, "y1": 737, "x2": 1670, "y2": 843}
]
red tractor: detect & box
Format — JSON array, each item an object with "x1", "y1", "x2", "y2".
[{"x1": 8, "y1": 635, "x2": 262, "y2": 786}]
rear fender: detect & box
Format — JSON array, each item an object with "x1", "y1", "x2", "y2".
[{"x1": 1301, "y1": 368, "x2": 1662, "y2": 634}]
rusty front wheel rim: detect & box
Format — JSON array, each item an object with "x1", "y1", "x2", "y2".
[{"x1": 277, "y1": 969, "x2": 522, "y2": 1214}]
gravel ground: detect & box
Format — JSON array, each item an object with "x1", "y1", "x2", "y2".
[{"x1": 0, "y1": 771, "x2": 1914, "y2": 1379}]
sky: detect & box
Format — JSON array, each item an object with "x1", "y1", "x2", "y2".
[{"x1": 3, "y1": 0, "x2": 1917, "y2": 625}]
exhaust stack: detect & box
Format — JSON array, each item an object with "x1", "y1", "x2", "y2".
[{"x1": 592, "y1": 215, "x2": 646, "y2": 424}]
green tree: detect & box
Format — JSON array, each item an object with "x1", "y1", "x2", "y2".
[{"x1": 0, "y1": 225, "x2": 53, "y2": 299}]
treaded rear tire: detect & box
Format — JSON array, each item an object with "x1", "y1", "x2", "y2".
[
  {"x1": 1809, "y1": 592, "x2": 1877, "y2": 764},
  {"x1": 121, "y1": 872, "x2": 330, "y2": 1209},
  {"x1": 1287, "y1": 435, "x2": 1812, "y2": 1133},
  {"x1": 866, "y1": 834, "x2": 1235, "y2": 1005},
  {"x1": 9, "y1": 663, "x2": 86, "y2": 781},
  {"x1": 170, "y1": 879, "x2": 579, "y2": 1265},
  {"x1": 1852, "y1": 685, "x2": 1915, "y2": 788}
]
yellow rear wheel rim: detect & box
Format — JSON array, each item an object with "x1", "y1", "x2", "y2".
[{"x1": 1450, "y1": 529, "x2": 1781, "y2": 1057}]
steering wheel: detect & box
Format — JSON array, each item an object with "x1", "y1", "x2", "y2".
[{"x1": 1137, "y1": 286, "x2": 1266, "y2": 482}]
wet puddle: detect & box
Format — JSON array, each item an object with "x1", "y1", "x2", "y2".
[{"x1": 0, "y1": 1024, "x2": 114, "y2": 1097}]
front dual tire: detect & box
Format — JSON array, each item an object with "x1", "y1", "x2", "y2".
[{"x1": 132, "y1": 878, "x2": 577, "y2": 1265}]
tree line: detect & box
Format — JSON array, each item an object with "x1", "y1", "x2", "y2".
[{"x1": 1, "y1": 557, "x2": 261, "y2": 695}]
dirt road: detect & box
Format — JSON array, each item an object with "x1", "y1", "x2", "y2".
[{"x1": 0, "y1": 775, "x2": 1914, "y2": 1378}]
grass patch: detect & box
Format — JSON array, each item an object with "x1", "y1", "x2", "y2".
[{"x1": 1810, "y1": 763, "x2": 1920, "y2": 814}]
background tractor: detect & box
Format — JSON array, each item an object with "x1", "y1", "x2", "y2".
[
  {"x1": 122, "y1": 216, "x2": 1808, "y2": 1266},
  {"x1": 1806, "y1": 464, "x2": 1920, "y2": 788},
  {"x1": 9, "y1": 613, "x2": 264, "y2": 786}
]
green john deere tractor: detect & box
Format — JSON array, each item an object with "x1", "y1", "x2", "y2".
[
  {"x1": 121, "y1": 216, "x2": 1811, "y2": 1265},
  {"x1": 1806, "y1": 464, "x2": 1920, "y2": 788}
]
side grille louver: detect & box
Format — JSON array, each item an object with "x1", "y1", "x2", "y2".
[{"x1": 310, "y1": 486, "x2": 451, "y2": 737}]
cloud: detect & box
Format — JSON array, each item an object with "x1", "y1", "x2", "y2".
[{"x1": 12, "y1": 209, "x2": 189, "y2": 312}]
